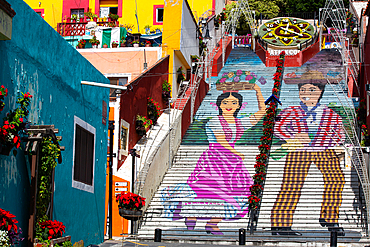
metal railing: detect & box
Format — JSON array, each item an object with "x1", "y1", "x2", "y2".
[{"x1": 57, "y1": 20, "x2": 118, "y2": 36}]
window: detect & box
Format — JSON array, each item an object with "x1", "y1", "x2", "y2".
[
  {"x1": 119, "y1": 119, "x2": 130, "y2": 158},
  {"x1": 156, "y1": 8, "x2": 163, "y2": 22},
  {"x1": 153, "y1": 5, "x2": 164, "y2": 25},
  {"x1": 71, "y1": 9, "x2": 84, "y2": 18},
  {"x1": 34, "y1": 9, "x2": 44, "y2": 18},
  {"x1": 72, "y1": 116, "x2": 96, "y2": 193},
  {"x1": 109, "y1": 77, "x2": 128, "y2": 101}
]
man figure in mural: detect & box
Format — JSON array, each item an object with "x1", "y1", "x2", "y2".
[
  {"x1": 160, "y1": 77, "x2": 265, "y2": 235},
  {"x1": 270, "y1": 70, "x2": 345, "y2": 236}
]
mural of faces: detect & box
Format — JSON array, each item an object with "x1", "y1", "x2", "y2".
[
  {"x1": 299, "y1": 84, "x2": 323, "y2": 107},
  {"x1": 219, "y1": 95, "x2": 241, "y2": 117}
]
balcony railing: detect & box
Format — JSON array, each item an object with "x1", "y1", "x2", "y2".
[{"x1": 57, "y1": 20, "x2": 119, "y2": 37}]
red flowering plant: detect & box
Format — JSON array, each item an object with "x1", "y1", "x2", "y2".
[
  {"x1": 253, "y1": 172, "x2": 266, "y2": 184},
  {"x1": 0, "y1": 85, "x2": 32, "y2": 154},
  {"x1": 0, "y1": 208, "x2": 24, "y2": 246},
  {"x1": 247, "y1": 195, "x2": 261, "y2": 210},
  {"x1": 37, "y1": 220, "x2": 65, "y2": 241},
  {"x1": 116, "y1": 191, "x2": 146, "y2": 211},
  {"x1": 254, "y1": 161, "x2": 266, "y2": 173},
  {"x1": 258, "y1": 144, "x2": 270, "y2": 154},
  {"x1": 136, "y1": 115, "x2": 152, "y2": 136},
  {"x1": 147, "y1": 97, "x2": 161, "y2": 124},
  {"x1": 248, "y1": 51, "x2": 285, "y2": 212},
  {"x1": 250, "y1": 184, "x2": 264, "y2": 196}
]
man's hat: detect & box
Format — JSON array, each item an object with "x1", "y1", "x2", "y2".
[{"x1": 284, "y1": 70, "x2": 341, "y2": 84}]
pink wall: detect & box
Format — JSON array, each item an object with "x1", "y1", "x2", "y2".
[
  {"x1": 62, "y1": 0, "x2": 89, "y2": 18},
  {"x1": 79, "y1": 49, "x2": 160, "y2": 75}
]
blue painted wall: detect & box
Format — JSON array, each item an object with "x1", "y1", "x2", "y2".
[{"x1": 0, "y1": 0, "x2": 109, "y2": 245}]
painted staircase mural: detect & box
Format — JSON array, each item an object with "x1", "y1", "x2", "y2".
[{"x1": 138, "y1": 48, "x2": 365, "y2": 243}]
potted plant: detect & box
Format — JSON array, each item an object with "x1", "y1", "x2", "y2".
[
  {"x1": 123, "y1": 23, "x2": 134, "y2": 32},
  {"x1": 155, "y1": 28, "x2": 161, "y2": 34},
  {"x1": 89, "y1": 35, "x2": 100, "y2": 48},
  {"x1": 84, "y1": 11, "x2": 97, "y2": 21},
  {"x1": 0, "y1": 208, "x2": 24, "y2": 246},
  {"x1": 77, "y1": 39, "x2": 86, "y2": 49},
  {"x1": 71, "y1": 14, "x2": 78, "y2": 22},
  {"x1": 0, "y1": 86, "x2": 32, "y2": 156},
  {"x1": 108, "y1": 13, "x2": 119, "y2": 21},
  {"x1": 116, "y1": 191, "x2": 146, "y2": 221},
  {"x1": 111, "y1": 41, "x2": 119, "y2": 48},
  {"x1": 103, "y1": 43, "x2": 108, "y2": 48},
  {"x1": 177, "y1": 66, "x2": 185, "y2": 83},
  {"x1": 132, "y1": 40, "x2": 139, "y2": 47},
  {"x1": 135, "y1": 115, "x2": 152, "y2": 136},
  {"x1": 35, "y1": 220, "x2": 71, "y2": 246},
  {"x1": 145, "y1": 40, "x2": 151, "y2": 47},
  {"x1": 147, "y1": 97, "x2": 160, "y2": 125},
  {"x1": 144, "y1": 24, "x2": 151, "y2": 34},
  {"x1": 120, "y1": 38, "x2": 126, "y2": 47},
  {"x1": 162, "y1": 80, "x2": 171, "y2": 106}
]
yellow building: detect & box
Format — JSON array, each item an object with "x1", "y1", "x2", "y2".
[{"x1": 24, "y1": 0, "x2": 223, "y2": 34}]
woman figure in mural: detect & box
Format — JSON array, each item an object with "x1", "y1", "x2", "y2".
[
  {"x1": 184, "y1": 84, "x2": 266, "y2": 235},
  {"x1": 270, "y1": 70, "x2": 345, "y2": 236}
]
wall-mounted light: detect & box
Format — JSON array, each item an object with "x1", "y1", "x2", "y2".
[{"x1": 39, "y1": 2, "x2": 41, "y2": 7}]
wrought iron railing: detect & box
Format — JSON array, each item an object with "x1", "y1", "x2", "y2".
[{"x1": 57, "y1": 21, "x2": 118, "y2": 36}]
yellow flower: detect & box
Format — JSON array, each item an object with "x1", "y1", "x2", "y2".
[
  {"x1": 227, "y1": 72, "x2": 234, "y2": 78},
  {"x1": 245, "y1": 71, "x2": 251, "y2": 75}
]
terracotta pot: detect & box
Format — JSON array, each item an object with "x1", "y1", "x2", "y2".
[
  {"x1": 77, "y1": 43, "x2": 85, "y2": 49},
  {"x1": 112, "y1": 43, "x2": 118, "y2": 48},
  {"x1": 103, "y1": 44, "x2": 108, "y2": 48},
  {"x1": 119, "y1": 209, "x2": 143, "y2": 221},
  {"x1": 145, "y1": 44, "x2": 151, "y2": 47},
  {"x1": 120, "y1": 43, "x2": 126, "y2": 47}
]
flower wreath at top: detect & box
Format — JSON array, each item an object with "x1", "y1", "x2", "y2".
[{"x1": 216, "y1": 70, "x2": 258, "y2": 85}]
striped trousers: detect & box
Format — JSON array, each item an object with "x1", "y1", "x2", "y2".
[{"x1": 271, "y1": 150, "x2": 345, "y2": 227}]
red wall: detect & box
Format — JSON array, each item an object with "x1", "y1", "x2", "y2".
[
  {"x1": 62, "y1": 0, "x2": 89, "y2": 18},
  {"x1": 212, "y1": 37, "x2": 232, "y2": 76},
  {"x1": 119, "y1": 56, "x2": 169, "y2": 152},
  {"x1": 181, "y1": 76, "x2": 209, "y2": 138},
  {"x1": 255, "y1": 38, "x2": 320, "y2": 67}
]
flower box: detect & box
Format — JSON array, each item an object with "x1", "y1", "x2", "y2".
[
  {"x1": 34, "y1": 236, "x2": 71, "y2": 247},
  {"x1": 119, "y1": 209, "x2": 143, "y2": 221}
]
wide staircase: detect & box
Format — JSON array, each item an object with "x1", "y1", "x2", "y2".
[{"x1": 138, "y1": 47, "x2": 367, "y2": 245}]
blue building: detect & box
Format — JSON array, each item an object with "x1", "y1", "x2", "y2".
[{"x1": 0, "y1": 0, "x2": 110, "y2": 245}]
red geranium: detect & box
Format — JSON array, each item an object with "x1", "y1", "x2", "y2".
[
  {"x1": 116, "y1": 191, "x2": 146, "y2": 210},
  {"x1": 0, "y1": 87, "x2": 32, "y2": 152},
  {"x1": 39, "y1": 220, "x2": 65, "y2": 240},
  {"x1": 0, "y1": 208, "x2": 23, "y2": 245}
]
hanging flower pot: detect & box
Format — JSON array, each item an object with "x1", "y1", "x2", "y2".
[{"x1": 118, "y1": 209, "x2": 143, "y2": 221}]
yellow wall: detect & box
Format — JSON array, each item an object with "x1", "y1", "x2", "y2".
[
  {"x1": 188, "y1": 0, "x2": 213, "y2": 21},
  {"x1": 23, "y1": 0, "x2": 213, "y2": 34},
  {"x1": 24, "y1": 0, "x2": 63, "y2": 30},
  {"x1": 122, "y1": 0, "x2": 164, "y2": 34},
  {"x1": 161, "y1": 0, "x2": 183, "y2": 93}
]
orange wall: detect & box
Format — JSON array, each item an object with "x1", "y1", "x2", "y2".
[
  {"x1": 78, "y1": 49, "x2": 160, "y2": 75},
  {"x1": 104, "y1": 175, "x2": 130, "y2": 237}
]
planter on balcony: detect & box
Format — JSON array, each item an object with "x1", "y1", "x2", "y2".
[{"x1": 119, "y1": 209, "x2": 143, "y2": 221}]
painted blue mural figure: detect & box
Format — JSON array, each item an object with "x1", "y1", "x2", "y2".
[
  {"x1": 270, "y1": 71, "x2": 346, "y2": 236},
  {"x1": 161, "y1": 84, "x2": 266, "y2": 235}
]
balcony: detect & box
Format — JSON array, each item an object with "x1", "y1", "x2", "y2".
[{"x1": 57, "y1": 18, "x2": 119, "y2": 37}]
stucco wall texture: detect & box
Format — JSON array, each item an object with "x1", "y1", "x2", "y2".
[{"x1": 0, "y1": 0, "x2": 110, "y2": 245}]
